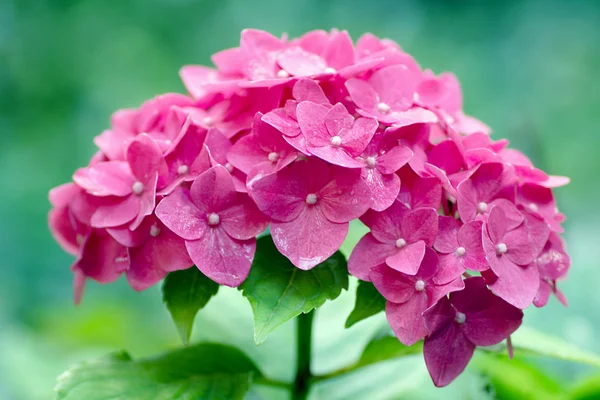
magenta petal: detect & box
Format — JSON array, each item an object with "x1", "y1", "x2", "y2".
[
  {"x1": 126, "y1": 229, "x2": 193, "y2": 291},
  {"x1": 296, "y1": 101, "x2": 330, "y2": 141},
  {"x1": 462, "y1": 297, "x2": 523, "y2": 346},
  {"x1": 262, "y1": 108, "x2": 301, "y2": 138},
  {"x1": 155, "y1": 188, "x2": 208, "y2": 240},
  {"x1": 362, "y1": 169, "x2": 400, "y2": 212},
  {"x1": 292, "y1": 78, "x2": 329, "y2": 103},
  {"x1": 186, "y1": 228, "x2": 255, "y2": 287},
  {"x1": 323, "y1": 30, "x2": 355, "y2": 70},
  {"x1": 402, "y1": 207, "x2": 438, "y2": 246},
  {"x1": 227, "y1": 134, "x2": 270, "y2": 174},
  {"x1": 90, "y1": 195, "x2": 140, "y2": 228},
  {"x1": 271, "y1": 207, "x2": 347, "y2": 270},
  {"x1": 345, "y1": 78, "x2": 378, "y2": 111},
  {"x1": 434, "y1": 216, "x2": 461, "y2": 254},
  {"x1": 386, "y1": 241, "x2": 426, "y2": 275},
  {"x1": 219, "y1": 194, "x2": 269, "y2": 240},
  {"x1": 488, "y1": 258, "x2": 540, "y2": 309},
  {"x1": 319, "y1": 168, "x2": 371, "y2": 223},
  {"x1": 376, "y1": 145, "x2": 413, "y2": 175},
  {"x1": 190, "y1": 165, "x2": 237, "y2": 212},
  {"x1": 127, "y1": 134, "x2": 167, "y2": 184},
  {"x1": 84, "y1": 162, "x2": 134, "y2": 196},
  {"x1": 424, "y1": 321, "x2": 476, "y2": 388},
  {"x1": 436, "y1": 254, "x2": 466, "y2": 285},
  {"x1": 277, "y1": 46, "x2": 327, "y2": 76},
  {"x1": 130, "y1": 172, "x2": 158, "y2": 230},
  {"x1": 386, "y1": 295, "x2": 429, "y2": 346},
  {"x1": 348, "y1": 233, "x2": 397, "y2": 281},
  {"x1": 73, "y1": 229, "x2": 129, "y2": 284},
  {"x1": 369, "y1": 264, "x2": 416, "y2": 303}
]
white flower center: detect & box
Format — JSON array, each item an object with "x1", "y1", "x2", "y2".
[
  {"x1": 324, "y1": 67, "x2": 336, "y2": 74},
  {"x1": 455, "y1": 312, "x2": 466, "y2": 324},
  {"x1": 330, "y1": 136, "x2": 342, "y2": 147},
  {"x1": 203, "y1": 116, "x2": 214, "y2": 126},
  {"x1": 415, "y1": 280, "x2": 425, "y2": 291},
  {"x1": 496, "y1": 243, "x2": 508, "y2": 255},
  {"x1": 268, "y1": 152, "x2": 279, "y2": 162},
  {"x1": 177, "y1": 164, "x2": 189, "y2": 175},
  {"x1": 150, "y1": 225, "x2": 161, "y2": 237},
  {"x1": 477, "y1": 202, "x2": 488, "y2": 213},
  {"x1": 395, "y1": 238, "x2": 407, "y2": 248},
  {"x1": 455, "y1": 246, "x2": 466, "y2": 256},
  {"x1": 132, "y1": 181, "x2": 145, "y2": 195},
  {"x1": 277, "y1": 69, "x2": 290, "y2": 78},
  {"x1": 207, "y1": 213, "x2": 220, "y2": 226},
  {"x1": 306, "y1": 193, "x2": 318, "y2": 205},
  {"x1": 165, "y1": 140, "x2": 172, "y2": 145},
  {"x1": 528, "y1": 203, "x2": 539, "y2": 212},
  {"x1": 224, "y1": 163, "x2": 234, "y2": 173},
  {"x1": 365, "y1": 156, "x2": 377, "y2": 168},
  {"x1": 377, "y1": 102, "x2": 391, "y2": 114}
]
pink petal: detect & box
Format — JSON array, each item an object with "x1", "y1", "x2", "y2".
[
  {"x1": 227, "y1": 134, "x2": 270, "y2": 175},
  {"x1": 322, "y1": 30, "x2": 354, "y2": 70},
  {"x1": 297, "y1": 101, "x2": 330, "y2": 141},
  {"x1": 190, "y1": 166, "x2": 237, "y2": 212},
  {"x1": 79, "y1": 162, "x2": 134, "y2": 197},
  {"x1": 457, "y1": 221, "x2": 488, "y2": 272},
  {"x1": 219, "y1": 194, "x2": 269, "y2": 240},
  {"x1": 486, "y1": 205, "x2": 508, "y2": 244},
  {"x1": 428, "y1": 140, "x2": 464, "y2": 175},
  {"x1": 319, "y1": 168, "x2": 371, "y2": 222},
  {"x1": 369, "y1": 264, "x2": 416, "y2": 304},
  {"x1": 370, "y1": 65, "x2": 418, "y2": 110},
  {"x1": 72, "y1": 229, "x2": 129, "y2": 284},
  {"x1": 348, "y1": 233, "x2": 397, "y2": 281},
  {"x1": 187, "y1": 228, "x2": 255, "y2": 287},
  {"x1": 126, "y1": 134, "x2": 167, "y2": 184},
  {"x1": 434, "y1": 216, "x2": 461, "y2": 254},
  {"x1": 485, "y1": 259, "x2": 540, "y2": 309},
  {"x1": 361, "y1": 169, "x2": 400, "y2": 212},
  {"x1": 401, "y1": 207, "x2": 439, "y2": 246},
  {"x1": 155, "y1": 188, "x2": 208, "y2": 240},
  {"x1": 360, "y1": 200, "x2": 409, "y2": 243},
  {"x1": 271, "y1": 206, "x2": 348, "y2": 270},
  {"x1": 129, "y1": 172, "x2": 158, "y2": 230},
  {"x1": 345, "y1": 78, "x2": 378, "y2": 111},
  {"x1": 262, "y1": 107, "x2": 301, "y2": 138},
  {"x1": 277, "y1": 46, "x2": 327, "y2": 76},
  {"x1": 292, "y1": 78, "x2": 329, "y2": 103},
  {"x1": 386, "y1": 241, "x2": 426, "y2": 275},
  {"x1": 90, "y1": 195, "x2": 140, "y2": 228},
  {"x1": 376, "y1": 145, "x2": 413, "y2": 175},
  {"x1": 436, "y1": 254, "x2": 466, "y2": 285},
  {"x1": 461, "y1": 296, "x2": 523, "y2": 346},
  {"x1": 386, "y1": 295, "x2": 429, "y2": 345}
]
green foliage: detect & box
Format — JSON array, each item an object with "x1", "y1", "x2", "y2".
[
  {"x1": 162, "y1": 268, "x2": 219, "y2": 344},
  {"x1": 240, "y1": 236, "x2": 348, "y2": 344},
  {"x1": 55, "y1": 343, "x2": 261, "y2": 400},
  {"x1": 357, "y1": 331, "x2": 423, "y2": 368},
  {"x1": 345, "y1": 280, "x2": 386, "y2": 328},
  {"x1": 570, "y1": 372, "x2": 600, "y2": 400}
]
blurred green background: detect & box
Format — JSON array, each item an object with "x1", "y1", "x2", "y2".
[{"x1": 1, "y1": 0, "x2": 600, "y2": 399}]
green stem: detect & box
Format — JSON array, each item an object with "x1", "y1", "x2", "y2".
[{"x1": 293, "y1": 310, "x2": 314, "y2": 400}]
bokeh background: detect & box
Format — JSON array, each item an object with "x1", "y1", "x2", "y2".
[{"x1": 1, "y1": 0, "x2": 600, "y2": 399}]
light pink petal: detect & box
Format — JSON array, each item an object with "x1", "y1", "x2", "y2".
[
  {"x1": 341, "y1": 117, "x2": 378, "y2": 156},
  {"x1": 187, "y1": 228, "x2": 255, "y2": 287},
  {"x1": 348, "y1": 233, "x2": 397, "y2": 281},
  {"x1": 369, "y1": 264, "x2": 416, "y2": 304},
  {"x1": 386, "y1": 241, "x2": 426, "y2": 275},
  {"x1": 227, "y1": 134, "x2": 270, "y2": 175},
  {"x1": 486, "y1": 259, "x2": 540, "y2": 309},
  {"x1": 385, "y1": 107, "x2": 438, "y2": 127},
  {"x1": 262, "y1": 107, "x2": 301, "y2": 138},
  {"x1": 318, "y1": 168, "x2": 371, "y2": 223},
  {"x1": 386, "y1": 295, "x2": 429, "y2": 346},
  {"x1": 126, "y1": 134, "x2": 167, "y2": 184},
  {"x1": 219, "y1": 194, "x2": 269, "y2": 240},
  {"x1": 155, "y1": 188, "x2": 207, "y2": 241},
  {"x1": 434, "y1": 216, "x2": 461, "y2": 254},
  {"x1": 90, "y1": 195, "x2": 140, "y2": 228},
  {"x1": 345, "y1": 78, "x2": 378, "y2": 111},
  {"x1": 360, "y1": 200, "x2": 409, "y2": 243},
  {"x1": 271, "y1": 207, "x2": 348, "y2": 270},
  {"x1": 487, "y1": 199, "x2": 524, "y2": 231},
  {"x1": 376, "y1": 145, "x2": 413, "y2": 175},
  {"x1": 322, "y1": 30, "x2": 354, "y2": 70},
  {"x1": 402, "y1": 207, "x2": 439, "y2": 246},
  {"x1": 486, "y1": 205, "x2": 508, "y2": 244},
  {"x1": 292, "y1": 78, "x2": 329, "y2": 103},
  {"x1": 277, "y1": 47, "x2": 327, "y2": 76},
  {"x1": 370, "y1": 65, "x2": 418, "y2": 109},
  {"x1": 129, "y1": 172, "x2": 158, "y2": 230},
  {"x1": 190, "y1": 165, "x2": 237, "y2": 213},
  {"x1": 307, "y1": 144, "x2": 365, "y2": 168},
  {"x1": 361, "y1": 169, "x2": 400, "y2": 212},
  {"x1": 126, "y1": 228, "x2": 193, "y2": 291},
  {"x1": 457, "y1": 221, "x2": 488, "y2": 271},
  {"x1": 297, "y1": 101, "x2": 330, "y2": 143},
  {"x1": 48, "y1": 207, "x2": 80, "y2": 255},
  {"x1": 80, "y1": 162, "x2": 134, "y2": 197},
  {"x1": 324, "y1": 103, "x2": 354, "y2": 137}
]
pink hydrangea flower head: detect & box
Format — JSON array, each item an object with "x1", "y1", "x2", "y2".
[
  {"x1": 423, "y1": 277, "x2": 523, "y2": 387},
  {"x1": 250, "y1": 158, "x2": 370, "y2": 269},
  {"x1": 156, "y1": 165, "x2": 268, "y2": 286}
]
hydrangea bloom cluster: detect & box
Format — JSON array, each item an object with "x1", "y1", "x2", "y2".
[{"x1": 48, "y1": 29, "x2": 570, "y2": 386}]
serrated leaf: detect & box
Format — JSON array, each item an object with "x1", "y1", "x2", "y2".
[
  {"x1": 345, "y1": 280, "x2": 386, "y2": 328},
  {"x1": 494, "y1": 326, "x2": 600, "y2": 367},
  {"x1": 162, "y1": 267, "x2": 219, "y2": 344},
  {"x1": 240, "y1": 235, "x2": 349, "y2": 344},
  {"x1": 55, "y1": 343, "x2": 260, "y2": 400}
]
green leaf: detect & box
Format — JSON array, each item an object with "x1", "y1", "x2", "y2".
[
  {"x1": 473, "y1": 353, "x2": 567, "y2": 400},
  {"x1": 493, "y1": 326, "x2": 600, "y2": 367},
  {"x1": 570, "y1": 372, "x2": 600, "y2": 400},
  {"x1": 55, "y1": 343, "x2": 261, "y2": 400},
  {"x1": 162, "y1": 267, "x2": 219, "y2": 344},
  {"x1": 356, "y1": 330, "x2": 423, "y2": 369},
  {"x1": 345, "y1": 280, "x2": 386, "y2": 328},
  {"x1": 240, "y1": 235, "x2": 349, "y2": 344}
]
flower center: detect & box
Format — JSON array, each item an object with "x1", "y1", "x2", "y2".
[
  {"x1": 277, "y1": 69, "x2": 290, "y2": 78},
  {"x1": 377, "y1": 102, "x2": 391, "y2": 114},
  {"x1": 415, "y1": 280, "x2": 425, "y2": 291},
  {"x1": 132, "y1": 181, "x2": 145, "y2": 195},
  {"x1": 224, "y1": 163, "x2": 234, "y2": 173},
  {"x1": 203, "y1": 116, "x2": 214, "y2": 126},
  {"x1": 455, "y1": 312, "x2": 466, "y2": 324},
  {"x1": 150, "y1": 225, "x2": 161, "y2": 237},
  {"x1": 330, "y1": 136, "x2": 342, "y2": 147},
  {"x1": 528, "y1": 203, "x2": 539, "y2": 212},
  {"x1": 365, "y1": 156, "x2": 377, "y2": 168},
  {"x1": 324, "y1": 67, "x2": 336, "y2": 74},
  {"x1": 395, "y1": 238, "x2": 407, "y2": 248},
  {"x1": 477, "y1": 202, "x2": 488, "y2": 213},
  {"x1": 455, "y1": 246, "x2": 466, "y2": 256},
  {"x1": 207, "y1": 213, "x2": 220, "y2": 226},
  {"x1": 496, "y1": 243, "x2": 508, "y2": 255},
  {"x1": 305, "y1": 193, "x2": 318, "y2": 205},
  {"x1": 177, "y1": 164, "x2": 189, "y2": 176},
  {"x1": 268, "y1": 152, "x2": 279, "y2": 162}
]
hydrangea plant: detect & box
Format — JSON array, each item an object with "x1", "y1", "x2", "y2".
[{"x1": 49, "y1": 29, "x2": 583, "y2": 399}]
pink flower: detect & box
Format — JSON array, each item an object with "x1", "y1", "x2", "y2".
[
  {"x1": 517, "y1": 182, "x2": 565, "y2": 233},
  {"x1": 434, "y1": 217, "x2": 488, "y2": 282},
  {"x1": 297, "y1": 101, "x2": 378, "y2": 168},
  {"x1": 482, "y1": 206, "x2": 550, "y2": 308},
  {"x1": 370, "y1": 248, "x2": 464, "y2": 345},
  {"x1": 423, "y1": 277, "x2": 523, "y2": 387},
  {"x1": 397, "y1": 166, "x2": 443, "y2": 210},
  {"x1": 533, "y1": 232, "x2": 570, "y2": 308},
  {"x1": 250, "y1": 158, "x2": 370, "y2": 269},
  {"x1": 74, "y1": 134, "x2": 167, "y2": 230},
  {"x1": 204, "y1": 128, "x2": 247, "y2": 192},
  {"x1": 156, "y1": 166, "x2": 268, "y2": 287},
  {"x1": 349, "y1": 200, "x2": 438, "y2": 279}
]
